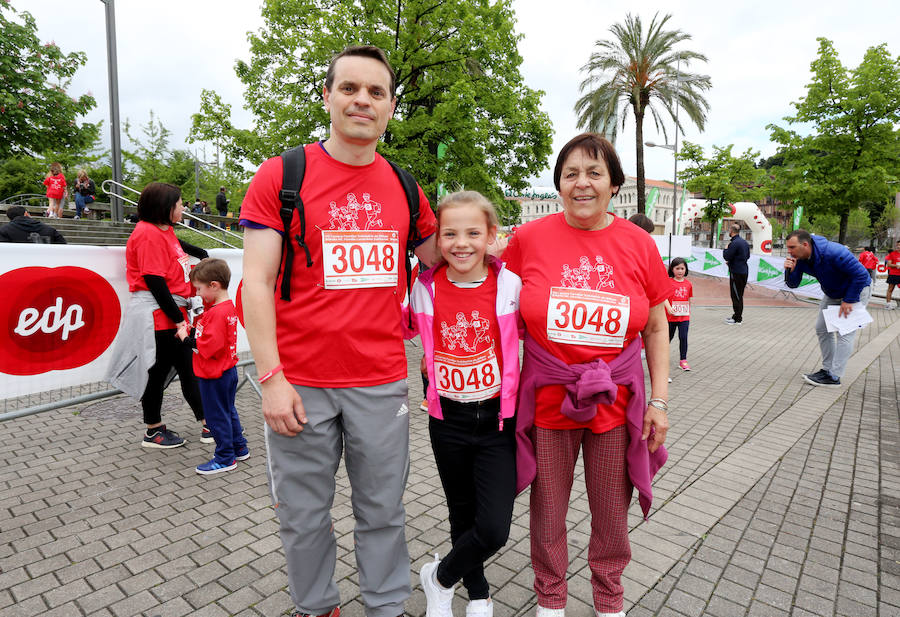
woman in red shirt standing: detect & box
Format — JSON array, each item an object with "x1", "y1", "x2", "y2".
[
  {"x1": 109, "y1": 182, "x2": 210, "y2": 448},
  {"x1": 505, "y1": 133, "x2": 670, "y2": 617}
]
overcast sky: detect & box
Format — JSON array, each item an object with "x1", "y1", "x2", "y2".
[{"x1": 20, "y1": 0, "x2": 900, "y2": 188}]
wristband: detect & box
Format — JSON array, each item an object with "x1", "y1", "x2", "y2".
[
  {"x1": 648, "y1": 398, "x2": 668, "y2": 412},
  {"x1": 258, "y1": 364, "x2": 284, "y2": 384}
]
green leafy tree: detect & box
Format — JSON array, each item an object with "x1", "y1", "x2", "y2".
[
  {"x1": 495, "y1": 198, "x2": 521, "y2": 229},
  {"x1": 768, "y1": 38, "x2": 900, "y2": 244},
  {"x1": 189, "y1": 0, "x2": 553, "y2": 204},
  {"x1": 0, "y1": 2, "x2": 99, "y2": 159},
  {"x1": 677, "y1": 141, "x2": 765, "y2": 247},
  {"x1": 575, "y1": 12, "x2": 710, "y2": 212}
]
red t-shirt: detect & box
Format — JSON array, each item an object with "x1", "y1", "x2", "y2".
[
  {"x1": 193, "y1": 300, "x2": 239, "y2": 379},
  {"x1": 886, "y1": 251, "x2": 900, "y2": 276},
  {"x1": 431, "y1": 266, "x2": 503, "y2": 402},
  {"x1": 858, "y1": 251, "x2": 878, "y2": 270},
  {"x1": 43, "y1": 173, "x2": 66, "y2": 200},
  {"x1": 666, "y1": 278, "x2": 693, "y2": 323},
  {"x1": 126, "y1": 221, "x2": 193, "y2": 330},
  {"x1": 503, "y1": 213, "x2": 670, "y2": 433},
  {"x1": 240, "y1": 143, "x2": 436, "y2": 387}
]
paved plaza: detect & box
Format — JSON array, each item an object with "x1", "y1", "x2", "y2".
[{"x1": 1, "y1": 280, "x2": 899, "y2": 617}]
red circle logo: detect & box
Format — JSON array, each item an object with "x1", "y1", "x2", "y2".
[
  {"x1": 761, "y1": 239, "x2": 773, "y2": 254},
  {"x1": 0, "y1": 267, "x2": 121, "y2": 375}
]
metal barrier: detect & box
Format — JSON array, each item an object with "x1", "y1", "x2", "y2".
[
  {"x1": 101, "y1": 179, "x2": 243, "y2": 249},
  {"x1": 0, "y1": 358, "x2": 261, "y2": 423}
]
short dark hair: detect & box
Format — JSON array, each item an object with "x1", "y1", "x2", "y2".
[
  {"x1": 6, "y1": 206, "x2": 26, "y2": 220},
  {"x1": 786, "y1": 229, "x2": 811, "y2": 244},
  {"x1": 628, "y1": 212, "x2": 655, "y2": 233},
  {"x1": 189, "y1": 258, "x2": 231, "y2": 288},
  {"x1": 668, "y1": 256, "x2": 689, "y2": 278},
  {"x1": 553, "y1": 133, "x2": 625, "y2": 194},
  {"x1": 730, "y1": 223, "x2": 741, "y2": 235},
  {"x1": 137, "y1": 182, "x2": 182, "y2": 225},
  {"x1": 325, "y1": 45, "x2": 396, "y2": 98}
]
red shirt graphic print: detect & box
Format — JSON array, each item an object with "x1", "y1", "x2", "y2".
[{"x1": 432, "y1": 267, "x2": 502, "y2": 402}]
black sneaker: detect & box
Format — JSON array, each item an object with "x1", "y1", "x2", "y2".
[
  {"x1": 142, "y1": 427, "x2": 185, "y2": 449},
  {"x1": 200, "y1": 425, "x2": 214, "y2": 444},
  {"x1": 803, "y1": 369, "x2": 828, "y2": 382},
  {"x1": 292, "y1": 608, "x2": 340, "y2": 617},
  {"x1": 803, "y1": 371, "x2": 841, "y2": 387}
]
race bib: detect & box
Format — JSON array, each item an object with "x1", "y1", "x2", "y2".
[
  {"x1": 322, "y1": 230, "x2": 399, "y2": 289},
  {"x1": 434, "y1": 347, "x2": 501, "y2": 402},
  {"x1": 546, "y1": 287, "x2": 631, "y2": 348},
  {"x1": 670, "y1": 301, "x2": 690, "y2": 317},
  {"x1": 177, "y1": 254, "x2": 191, "y2": 283}
]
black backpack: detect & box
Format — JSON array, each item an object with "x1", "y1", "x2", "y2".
[{"x1": 277, "y1": 145, "x2": 422, "y2": 301}]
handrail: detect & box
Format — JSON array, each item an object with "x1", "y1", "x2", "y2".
[
  {"x1": 0, "y1": 193, "x2": 47, "y2": 205},
  {"x1": 178, "y1": 213, "x2": 241, "y2": 249},
  {"x1": 100, "y1": 179, "x2": 140, "y2": 206},
  {"x1": 99, "y1": 179, "x2": 242, "y2": 249}
]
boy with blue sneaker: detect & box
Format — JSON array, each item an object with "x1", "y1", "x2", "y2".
[{"x1": 177, "y1": 258, "x2": 249, "y2": 474}]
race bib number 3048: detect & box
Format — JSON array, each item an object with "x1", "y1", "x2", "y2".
[
  {"x1": 434, "y1": 347, "x2": 501, "y2": 402},
  {"x1": 546, "y1": 287, "x2": 630, "y2": 348},
  {"x1": 322, "y1": 230, "x2": 399, "y2": 289}
]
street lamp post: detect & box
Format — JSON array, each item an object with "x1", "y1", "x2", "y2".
[{"x1": 100, "y1": 0, "x2": 123, "y2": 222}]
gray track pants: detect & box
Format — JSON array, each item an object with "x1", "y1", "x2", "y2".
[
  {"x1": 815, "y1": 285, "x2": 871, "y2": 378},
  {"x1": 265, "y1": 380, "x2": 411, "y2": 617}
]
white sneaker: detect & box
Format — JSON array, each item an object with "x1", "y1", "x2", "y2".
[
  {"x1": 421, "y1": 554, "x2": 454, "y2": 617},
  {"x1": 887, "y1": 303, "x2": 895, "y2": 310},
  {"x1": 466, "y1": 599, "x2": 492, "y2": 617},
  {"x1": 595, "y1": 612, "x2": 625, "y2": 617},
  {"x1": 536, "y1": 607, "x2": 565, "y2": 617}
]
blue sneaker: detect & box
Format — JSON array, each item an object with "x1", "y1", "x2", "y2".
[
  {"x1": 235, "y1": 447, "x2": 250, "y2": 461},
  {"x1": 195, "y1": 459, "x2": 237, "y2": 475},
  {"x1": 142, "y1": 427, "x2": 185, "y2": 449}
]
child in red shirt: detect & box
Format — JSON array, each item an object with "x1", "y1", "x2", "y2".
[
  {"x1": 178, "y1": 258, "x2": 249, "y2": 475},
  {"x1": 885, "y1": 241, "x2": 900, "y2": 309},
  {"x1": 664, "y1": 257, "x2": 693, "y2": 371},
  {"x1": 43, "y1": 162, "x2": 66, "y2": 218}
]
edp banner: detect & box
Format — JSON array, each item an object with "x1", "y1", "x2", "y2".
[{"x1": 0, "y1": 245, "x2": 247, "y2": 399}]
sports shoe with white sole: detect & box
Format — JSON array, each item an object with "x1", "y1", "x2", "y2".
[
  {"x1": 466, "y1": 599, "x2": 492, "y2": 617},
  {"x1": 420, "y1": 554, "x2": 454, "y2": 617}
]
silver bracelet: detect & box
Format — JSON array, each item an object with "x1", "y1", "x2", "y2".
[{"x1": 648, "y1": 398, "x2": 668, "y2": 412}]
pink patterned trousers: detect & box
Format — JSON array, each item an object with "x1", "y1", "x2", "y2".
[{"x1": 529, "y1": 424, "x2": 631, "y2": 613}]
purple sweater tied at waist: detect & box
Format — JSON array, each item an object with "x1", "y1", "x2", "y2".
[{"x1": 515, "y1": 333, "x2": 667, "y2": 518}]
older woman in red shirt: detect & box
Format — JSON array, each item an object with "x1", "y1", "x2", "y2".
[{"x1": 505, "y1": 133, "x2": 669, "y2": 617}]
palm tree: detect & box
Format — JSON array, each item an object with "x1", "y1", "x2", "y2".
[{"x1": 575, "y1": 13, "x2": 711, "y2": 212}]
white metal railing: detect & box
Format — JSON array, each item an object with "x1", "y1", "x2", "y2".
[{"x1": 101, "y1": 179, "x2": 243, "y2": 249}]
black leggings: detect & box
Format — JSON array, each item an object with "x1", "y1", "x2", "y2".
[
  {"x1": 429, "y1": 397, "x2": 516, "y2": 599},
  {"x1": 668, "y1": 320, "x2": 689, "y2": 361},
  {"x1": 141, "y1": 329, "x2": 204, "y2": 426}
]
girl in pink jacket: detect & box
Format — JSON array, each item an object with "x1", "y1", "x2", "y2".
[{"x1": 410, "y1": 191, "x2": 521, "y2": 617}]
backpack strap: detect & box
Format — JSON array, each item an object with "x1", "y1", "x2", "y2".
[
  {"x1": 387, "y1": 161, "x2": 421, "y2": 299},
  {"x1": 278, "y1": 145, "x2": 312, "y2": 301}
]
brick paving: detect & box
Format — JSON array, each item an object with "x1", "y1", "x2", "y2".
[{"x1": 1, "y1": 286, "x2": 898, "y2": 617}]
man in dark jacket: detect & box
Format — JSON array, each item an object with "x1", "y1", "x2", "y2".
[
  {"x1": 215, "y1": 187, "x2": 228, "y2": 217},
  {"x1": 784, "y1": 229, "x2": 871, "y2": 387},
  {"x1": 0, "y1": 206, "x2": 67, "y2": 244},
  {"x1": 722, "y1": 223, "x2": 750, "y2": 324}
]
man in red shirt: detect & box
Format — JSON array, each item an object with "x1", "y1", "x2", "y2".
[
  {"x1": 885, "y1": 241, "x2": 900, "y2": 309},
  {"x1": 240, "y1": 46, "x2": 437, "y2": 617}
]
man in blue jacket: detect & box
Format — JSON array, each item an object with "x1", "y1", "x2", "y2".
[
  {"x1": 784, "y1": 229, "x2": 871, "y2": 387},
  {"x1": 723, "y1": 223, "x2": 750, "y2": 324}
]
